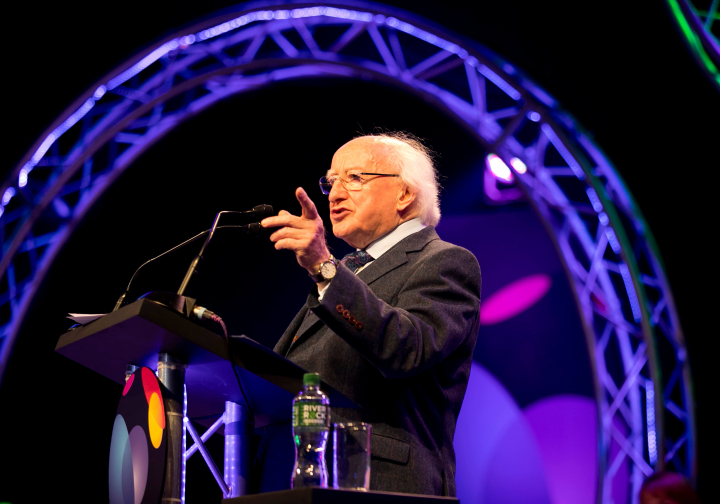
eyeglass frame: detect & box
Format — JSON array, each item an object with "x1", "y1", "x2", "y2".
[{"x1": 319, "y1": 172, "x2": 400, "y2": 195}]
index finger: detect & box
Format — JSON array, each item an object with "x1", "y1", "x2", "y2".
[
  {"x1": 261, "y1": 210, "x2": 294, "y2": 228},
  {"x1": 296, "y1": 187, "x2": 319, "y2": 220}
]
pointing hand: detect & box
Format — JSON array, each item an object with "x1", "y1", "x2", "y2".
[{"x1": 261, "y1": 187, "x2": 331, "y2": 275}]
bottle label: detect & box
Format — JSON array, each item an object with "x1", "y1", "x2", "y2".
[{"x1": 293, "y1": 401, "x2": 329, "y2": 428}]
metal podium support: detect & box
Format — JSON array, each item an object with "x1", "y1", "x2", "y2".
[
  {"x1": 224, "y1": 401, "x2": 252, "y2": 497},
  {"x1": 157, "y1": 352, "x2": 252, "y2": 500},
  {"x1": 158, "y1": 353, "x2": 186, "y2": 503},
  {"x1": 184, "y1": 399, "x2": 252, "y2": 498}
]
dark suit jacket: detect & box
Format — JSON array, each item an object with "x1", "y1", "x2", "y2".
[{"x1": 257, "y1": 226, "x2": 481, "y2": 496}]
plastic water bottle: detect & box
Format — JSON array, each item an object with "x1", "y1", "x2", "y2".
[{"x1": 291, "y1": 372, "x2": 330, "y2": 488}]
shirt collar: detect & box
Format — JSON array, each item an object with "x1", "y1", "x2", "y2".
[{"x1": 364, "y1": 218, "x2": 427, "y2": 260}]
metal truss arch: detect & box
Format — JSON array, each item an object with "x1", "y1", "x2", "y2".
[
  {"x1": 0, "y1": 2, "x2": 695, "y2": 502},
  {"x1": 666, "y1": 0, "x2": 720, "y2": 90}
]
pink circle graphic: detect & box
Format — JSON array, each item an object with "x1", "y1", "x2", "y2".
[
  {"x1": 122, "y1": 373, "x2": 134, "y2": 396},
  {"x1": 109, "y1": 414, "x2": 129, "y2": 504},
  {"x1": 129, "y1": 425, "x2": 149, "y2": 504},
  {"x1": 141, "y1": 367, "x2": 161, "y2": 405},
  {"x1": 480, "y1": 274, "x2": 552, "y2": 325}
]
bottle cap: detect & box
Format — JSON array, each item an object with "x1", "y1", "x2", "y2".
[{"x1": 303, "y1": 372, "x2": 321, "y2": 386}]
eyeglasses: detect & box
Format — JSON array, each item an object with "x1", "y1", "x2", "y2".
[{"x1": 319, "y1": 172, "x2": 400, "y2": 195}]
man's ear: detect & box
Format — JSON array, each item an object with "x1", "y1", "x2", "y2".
[{"x1": 397, "y1": 186, "x2": 416, "y2": 212}]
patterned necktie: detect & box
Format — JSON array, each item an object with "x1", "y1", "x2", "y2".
[{"x1": 341, "y1": 249, "x2": 374, "y2": 273}]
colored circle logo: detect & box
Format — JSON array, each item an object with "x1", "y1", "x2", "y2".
[
  {"x1": 142, "y1": 367, "x2": 166, "y2": 449},
  {"x1": 109, "y1": 367, "x2": 167, "y2": 504}
]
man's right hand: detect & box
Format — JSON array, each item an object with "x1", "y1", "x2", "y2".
[{"x1": 261, "y1": 187, "x2": 331, "y2": 277}]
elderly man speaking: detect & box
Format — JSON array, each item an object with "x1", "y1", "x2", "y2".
[{"x1": 258, "y1": 133, "x2": 481, "y2": 496}]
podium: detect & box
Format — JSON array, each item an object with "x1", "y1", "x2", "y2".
[
  {"x1": 55, "y1": 297, "x2": 358, "y2": 501},
  {"x1": 223, "y1": 488, "x2": 459, "y2": 504}
]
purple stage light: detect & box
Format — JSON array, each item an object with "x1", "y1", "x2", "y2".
[
  {"x1": 480, "y1": 274, "x2": 552, "y2": 325},
  {"x1": 619, "y1": 262, "x2": 643, "y2": 322},
  {"x1": 510, "y1": 157, "x2": 527, "y2": 174},
  {"x1": 524, "y1": 395, "x2": 629, "y2": 504},
  {"x1": 605, "y1": 228, "x2": 622, "y2": 254},
  {"x1": 458, "y1": 375, "x2": 631, "y2": 504},
  {"x1": 645, "y1": 379, "x2": 658, "y2": 465},
  {"x1": 455, "y1": 362, "x2": 552, "y2": 503},
  {"x1": 486, "y1": 153, "x2": 514, "y2": 182},
  {"x1": 586, "y1": 187, "x2": 603, "y2": 212},
  {"x1": 524, "y1": 396, "x2": 598, "y2": 504},
  {"x1": 2, "y1": 187, "x2": 15, "y2": 205},
  {"x1": 182, "y1": 384, "x2": 187, "y2": 504}
]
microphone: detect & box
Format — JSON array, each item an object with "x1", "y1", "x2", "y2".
[
  {"x1": 112, "y1": 205, "x2": 272, "y2": 311},
  {"x1": 177, "y1": 206, "x2": 273, "y2": 296},
  {"x1": 248, "y1": 204, "x2": 273, "y2": 219}
]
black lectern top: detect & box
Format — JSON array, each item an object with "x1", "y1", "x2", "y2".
[{"x1": 55, "y1": 298, "x2": 357, "y2": 427}]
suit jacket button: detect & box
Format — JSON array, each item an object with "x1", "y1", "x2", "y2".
[
  {"x1": 336, "y1": 304, "x2": 344, "y2": 313},
  {"x1": 348, "y1": 315, "x2": 356, "y2": 324},
  {"x1": 342, "y1": 310, "x2": 350, "y2": 319},
  {"x1": 355, "y1": 321, "x2": 363, "y2": 330}
]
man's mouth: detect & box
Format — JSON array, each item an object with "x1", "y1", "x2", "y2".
[{"x1": 331, "y1": 207, "x2": 351, "y2": 220}]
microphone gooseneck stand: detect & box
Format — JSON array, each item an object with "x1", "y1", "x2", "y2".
[
  {"x1": 112, "y1": 223, "x2": 262, "y2": 312},
  {"x1": 112, "y1": 202, "x2": 272, "y2": 312},
  {"x1": 178, "y1": 205, "x2": 272, "y2": 296},
  {"x1": 108, "y1": 205, "x2": 272, "y2": 499}
]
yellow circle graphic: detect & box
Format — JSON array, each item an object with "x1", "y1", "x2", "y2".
[{"x1": 148, "y1": 392, "x2": 164, "y2": 449}]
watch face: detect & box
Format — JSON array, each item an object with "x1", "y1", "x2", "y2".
[{"x1": 320, "y1": 261, "x2": 337, "y2": 279}]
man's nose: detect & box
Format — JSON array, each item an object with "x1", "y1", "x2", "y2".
[{"x1": 328, "y1": 179, "x2": 348, "y2": 202}]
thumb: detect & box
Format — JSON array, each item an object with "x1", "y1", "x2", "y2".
[{"x1": 296, "y1": 187, "x2": 319, "y2": 220}]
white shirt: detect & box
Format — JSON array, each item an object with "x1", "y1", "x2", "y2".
[{"x1": 319, "y1": 218, "x2": 427, "y2": 299}]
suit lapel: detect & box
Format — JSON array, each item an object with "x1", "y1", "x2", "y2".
[
  {"x1": 358, "y1": 226, "x2": 439, "y2": 285},
  {"x1": 297, "y1": 310, "x2": 320, "y2": 334},
  {"x1": 358, "y1": 247, "x2": 408, "y2": 285}
]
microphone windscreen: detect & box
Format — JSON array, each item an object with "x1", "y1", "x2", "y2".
[
  {"x1": 246, "y1": 223, "x2": 262, "y2": 236},
  {"x1": 252, "y1": 204, "x2": 274, "y2": 218}
]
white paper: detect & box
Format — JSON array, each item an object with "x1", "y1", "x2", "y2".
[{"x1": 67, "y1": 313, "x2": 106, "y2": 325}]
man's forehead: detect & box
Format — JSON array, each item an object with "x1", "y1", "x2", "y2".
[{"x1": 328, "y1": 139, "x2": 389, "y2": 174}]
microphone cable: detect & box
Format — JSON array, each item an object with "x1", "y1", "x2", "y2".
[{"x1": 194, "y1": 305, "x2": 256, "y2": 426}]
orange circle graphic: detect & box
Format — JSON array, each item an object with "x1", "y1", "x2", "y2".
[{"x1": 148, "y1": 392, "x2": 165, "y2": 449}]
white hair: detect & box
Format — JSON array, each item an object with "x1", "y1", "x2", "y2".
[{"x1": 359, "y1": 132, "x2": 441, "y2": 226}]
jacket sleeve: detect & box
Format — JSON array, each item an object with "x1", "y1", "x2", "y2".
[{"x1": 306, "y1": 245, "x2": 481, "y2": 379}]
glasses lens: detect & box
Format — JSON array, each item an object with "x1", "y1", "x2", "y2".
[{"x1": 319, "y1": 177, "x2": 332, "y2": 195}]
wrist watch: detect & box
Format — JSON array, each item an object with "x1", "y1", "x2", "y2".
[{"x1": 310, "y1": 255, "x2": 337, "y2": 283}]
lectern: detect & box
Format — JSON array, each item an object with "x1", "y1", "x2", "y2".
[{"x1": 55, "y1": 297, "x2": 357, "y2": 501}]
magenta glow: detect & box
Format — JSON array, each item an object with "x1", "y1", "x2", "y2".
[{"x1": 480, "y1": 273, "x2": 552, "y2": 325}]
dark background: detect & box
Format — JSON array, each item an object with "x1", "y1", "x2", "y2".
[{"x1": 0, "y1": 0, "x2": 716, "y2": 502}]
